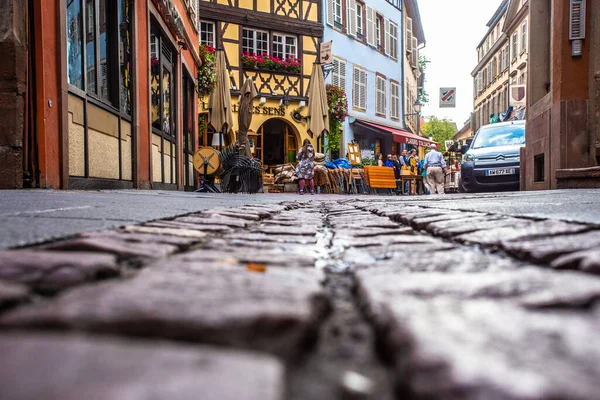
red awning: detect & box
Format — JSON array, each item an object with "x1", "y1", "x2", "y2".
[{"x1": 356, "y1": 120, "x2": 440, "y2": 149}]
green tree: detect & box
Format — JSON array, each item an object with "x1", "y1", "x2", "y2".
[{"x1": 421, "y1": 116, "x2": 457, "y2": 144}]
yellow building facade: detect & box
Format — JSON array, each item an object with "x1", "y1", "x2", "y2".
[{"x1": 198, "y1": 0, "x2": 323, "y2": 173}]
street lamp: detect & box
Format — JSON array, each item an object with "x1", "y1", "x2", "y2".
[{"x1": 414, "y1": 99, "x2": 423, "y2": 136}]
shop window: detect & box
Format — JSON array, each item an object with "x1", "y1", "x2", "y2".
[
  {"x1": 150, "y1": 26, "x2": 176, "y2": 139},
  {"x1": 66, "y1": 0, "x2": 131, "y2": 114},
  {"x1": 67, "y1": 0, "x2": 84, "y2": 89},
  {"x1": 272, "y1": 34, "x2": 297, "y2": 59},
  {"x1": 200, "y1": 21, "x2": 215, "y2": 46},
  {"x1": 242, "y1": 28, "x2": 269, "y2": 55}
]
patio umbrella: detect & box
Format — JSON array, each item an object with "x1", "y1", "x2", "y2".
[
  {"x1": 306, "y1": 63, "x2": 329, "y2": 139},
  {"x1": 236, "y1": 77, "x2": 258, "y2": 158},
  {"x1": 208, "y1": 50, "x2": 234, "y2": 145}
]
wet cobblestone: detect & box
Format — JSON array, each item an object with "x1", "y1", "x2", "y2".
[{"x1": 1, "y1": 199, "x2": 599, "y2": 399}]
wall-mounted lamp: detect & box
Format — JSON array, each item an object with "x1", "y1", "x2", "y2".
[
  {"x1": 280, "y1": 91, "x2": 290, "y2": 107},
  {"x1": 298, "y1": 100, "x2": 306, "y2": 109},
  {"x1": 259, "y1": 97, "x2": 267, "y2": 105},
  {"x1": 292, "y1": 110, "x2": 308, "y2": 123}
]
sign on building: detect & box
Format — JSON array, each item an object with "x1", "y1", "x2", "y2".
[
  {"x1": 320, "y1": 41, "x2": 333, "y2": 64},
  {"x1": 510, "y1": 85, "x2": 526, "y2": 107},
  {"x1": 439, "y1": 87, "x2": 456, "y2": 108}
]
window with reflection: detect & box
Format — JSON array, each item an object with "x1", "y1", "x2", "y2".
[{"x1": 66, "y1": 0, "x2": 132, "y2": 115}]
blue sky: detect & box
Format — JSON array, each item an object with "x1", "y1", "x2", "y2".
[{"x1": 418, "y1": 0, "x2": 503, "y2": 128}]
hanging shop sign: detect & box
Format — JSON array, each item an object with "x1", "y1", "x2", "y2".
[{"x1": 156, "y1": 0, "x2": 184, "y2": 38}]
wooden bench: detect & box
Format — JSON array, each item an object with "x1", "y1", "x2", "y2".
[{"x1": 364, "y1": 166, "x2": 397, "y2": 191}]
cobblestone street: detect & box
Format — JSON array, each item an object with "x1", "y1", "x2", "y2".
[{"x1": 1, "y1": 192, "x2": 600, "y2": 399}]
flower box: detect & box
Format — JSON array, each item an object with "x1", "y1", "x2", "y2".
[{"x1": 241, "y1": 52, "x2": 301, "y2": 74}]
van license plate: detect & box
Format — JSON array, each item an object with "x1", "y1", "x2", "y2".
[{"x1": 486, "y1": 168, "x2": 515, "y2": 176}]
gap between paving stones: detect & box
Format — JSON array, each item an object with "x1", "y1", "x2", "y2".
[{"x1": 287, "y1": 203, "x2": 395, "y2": 400}]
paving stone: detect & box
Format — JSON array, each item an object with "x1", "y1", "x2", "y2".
[
  {"x1": 175, "y1": 248, "x2": 317, "y2": 268},
  {"x1": 224, "y1": 232, "x2": 319, "y2": 244},
  {"x1": 204, "y1": 238, "x2": 319, "y2": 253},
  {"x1": 329, "y1": 219, "x2": 400, "y2": 229},
  {"x1": 550, "y1": 249, "x2": 600, "y2": 275},
  {"x1": 357, "y1": 277, "x2": 600, "y2": 399},
  {"x1": 358, "y1": 268, "x2": 600, "y2": 306},
  {"x1": 0, "y1": 262, "x2": 329, "y2": 360},
  {"x1": 0, "y1": 250, "x2": 118, "y2": 293},
  {"x1": 0, "y1": 280, "x2": 29, "y2": 311},
  {"x1": 342, "y1": 242, "x2": 456, "y2": 267},
  {"x1": 175, "y1": 215, "x2": 249, "y2": 228},
  {"x1": 202, "y1": 210, "x2": 264, "y2": 221},
  {"x1": 122, "y1": 225, "x2": 209, "y2": 239},
  {"x1": 0, "y1": 333, "x2": 284, "y2": 400},
  {"x1": 456, "y1": 219, "x2": 591, "y2": 247},
  {"x1": 410, "y1": 212, "x2": 486, "y2": 231},
  {"x1": 252, "y1": 225, "x2": 318, "y2": 236},
  {"x1": 144, "y1": 220, "x2": 233, "y2": 233},
  {"x1": 386, "y1": 210, "x2": 456, "y2": 226},
  {"x1": 334, "y1": 227, "x2": 413, "y2": 239},
  {"x1": 503, "y1": 230, "x2": 600, "y2": 265},
  {"x1": 335, "y1": 233, "x2": 441, "y2": 249},
  {"x1": 354, "y1": 249, "x2": 520, "y2": 274},
  {"x1": 428, "y1": 217, "x2": 531, "y2": 239},
  {"x1": 425, "y1": 215, "x2": 505, "y2": 236},
  {"x1": 87, "y1": 229, "x2": 204, "y2": 245},
  {"x1": 43, "y1": 236, "x2": 178, "y2": 261}
]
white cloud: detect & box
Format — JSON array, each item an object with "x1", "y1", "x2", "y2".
[{"x1": 418, "y1": 0, "x2": 503, "y2": 128}]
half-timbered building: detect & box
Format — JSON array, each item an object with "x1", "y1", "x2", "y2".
[{"x1": 198, "y1": 0, "x2": 323, "y2": 173}]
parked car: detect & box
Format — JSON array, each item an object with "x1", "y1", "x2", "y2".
[{"x1": 459, "y1": 121, "x2": 525, "y2": 192}]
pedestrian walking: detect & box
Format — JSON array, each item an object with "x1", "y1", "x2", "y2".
[
  {"x1": 377, "y1": 153, "x2": 384, "y2": 167},
  {"x1": 423, "y1": 144, "x2": 447, "y2": 195},
  {"x1": 296, "y1": 138, "x2": 316, "y2": 195}
]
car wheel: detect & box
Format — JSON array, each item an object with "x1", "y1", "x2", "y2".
[{"x1": 458, "y1": 180, "x2": 466, "y2": 193}]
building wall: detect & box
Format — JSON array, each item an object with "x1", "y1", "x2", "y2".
[
  {"x1": 504, "y1": 0, "x2": 529, "y2": 112},
  {"x1": 323, "y1": 0, "x2": 406, "y2": 157},
  {"x1": 523, "y1": 0, "x2": 593, "y2": 190},
  {"x1": 198, "y1": 0, "x2": 322, "y2": 171},
  {"x1": 472, "y1": 2, "x2": 509, "y2": 132}
]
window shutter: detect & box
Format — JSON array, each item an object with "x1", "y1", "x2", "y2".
[
  {"x1": 353, "y1": 67, "x2": 360, "y2": 108},
  {"x1": 405, "y1": 17, "x2": 413, "y2": 56},
  {"x1": 384, "y1": 19, "x2": 390, "y2": 56},
  {"x1": 347, "y1": 0, "x2": 357, "y2": 37},
  {"x1": 360, "y1": 70, "x2": 367, "y2": 109},
  {"x1": 340, "y1": 59, "x2": 347, "y2": 89},
  {"x1": 326, "y1": 0, "x2": 334, "y2": 26},
  {"x1": 366, "y1": 6, "x2": 375, "y2": 46},
  {"x1": 332, "y1": 59, "x2": 340, "y2": 87},
  {"x1": 411, "y1": 36, "x2": 419, "y2": 68}
]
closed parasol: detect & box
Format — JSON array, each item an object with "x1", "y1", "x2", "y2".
[
  {"x1": 208, "y1": 50, "x2": 234, "y2": 143},
  {"x1": 236, "y1": 77, "x2": 258, "y2": 158},
  {"x1": 306, "y1": 63, "x2": 329, "y2": 138}
]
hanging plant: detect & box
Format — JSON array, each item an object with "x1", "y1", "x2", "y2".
[
  {"x1": 326, "y1": 84, "x2": 348, "y2": 123},
  {"x1": 198, "y1": 44, "x2": 217, "y2": 97},
  {"x1": 324, "y1": 84, "x2": 348, "y2": 154}
]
